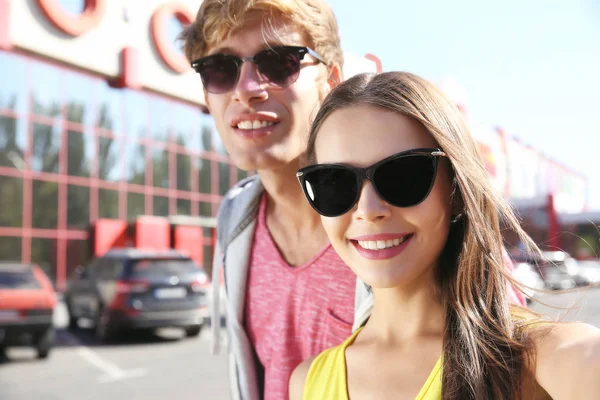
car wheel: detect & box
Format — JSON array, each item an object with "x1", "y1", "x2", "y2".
[
  {"x1": 36, "y1": 327, "x2": 55, "y2": 359},
  {"x1": 185, "y1": 325, "x2": 203, "y2": 338}
]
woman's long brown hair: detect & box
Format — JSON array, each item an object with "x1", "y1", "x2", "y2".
[{"x1": 306, "y1": 72, "x2": 540, "y2": 400}]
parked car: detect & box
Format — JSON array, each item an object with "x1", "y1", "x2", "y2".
[
  {"x1": 512, "y1": 261, "x2": 545, "y2": 304},
  {"x1": 0, "y1": 262, "x2": 57, "y2": 359},
  {"x1": 64, "y1": 248, "x2": 209, "y2": 342}
]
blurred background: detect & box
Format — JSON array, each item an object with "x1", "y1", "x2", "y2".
[{"x1": 0, "y1": 0, "x2": 598, "y2": 399}]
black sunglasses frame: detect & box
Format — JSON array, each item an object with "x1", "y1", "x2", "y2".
[
  {"x1": 296, "y1": 148, "x2": 447, "y2": 217},
  {"x1": 191, "y1": 45, "x2": 326, "y2": 94}
]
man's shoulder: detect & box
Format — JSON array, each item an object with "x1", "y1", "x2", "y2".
[
  {"x1": 217, "y1": 174, "x2": 262, "y2": 213},
  {"x1": 216, "y1": 174, "x2": 263, "y2": 246}
]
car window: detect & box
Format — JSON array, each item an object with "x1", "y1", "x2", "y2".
[
  {"x1": 0, "y1": 269, "x2": 41, "y2": 289},
  {"x1": 128, "y1": 259, "x2": 199, "y2": 279},
  {"x1": 96, "y1": 259, "x2": 123, "y2": 281}
]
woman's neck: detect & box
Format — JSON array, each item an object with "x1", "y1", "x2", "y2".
[{"x1": 364, "y1": 278, "x2": 445, "y2": 345}]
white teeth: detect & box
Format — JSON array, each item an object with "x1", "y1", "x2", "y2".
[
  {"x1": 236, "y1": 120, "x2": 275, "y2": 130},
  {"x1": 357, "y1": 236, "x2": 409, "y2": 250}
]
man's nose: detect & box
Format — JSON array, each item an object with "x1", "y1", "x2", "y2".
[{"x1": 231, "y1": 61, "x2": 268, "y2": 105}]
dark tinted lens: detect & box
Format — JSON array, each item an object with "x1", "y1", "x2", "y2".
[
  {"x1": 373, "y1": 155, "x2": 436, "y2": 207},
  {"x1": 197, "y1": 55, "x2": 239, "y2": 93},
  {"x1": 256, "y1": 48, "x2": 302, "y2": 87},
  {"x1": 302, "y1": 167, "x2": 358, "y2": 216}
]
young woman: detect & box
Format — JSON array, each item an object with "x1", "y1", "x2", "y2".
[{"x1": 289, "y1": 72, "x2": 600, "y2": 400}]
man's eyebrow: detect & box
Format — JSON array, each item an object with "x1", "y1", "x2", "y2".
[{"x1": 208, "y1": 46, "x2": 236, "y2": 55}]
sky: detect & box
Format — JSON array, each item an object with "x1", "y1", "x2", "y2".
[{"x1": 326, "y1": 0, "x2": 600, "y2": 210}]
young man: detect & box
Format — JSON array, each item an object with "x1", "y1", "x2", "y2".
[
  {"x1": 180, "y1": 1, "x2": 372, "y2": 399},
  {"x1": 181, "y1": 2, "x2": 525, "y2": 399}
]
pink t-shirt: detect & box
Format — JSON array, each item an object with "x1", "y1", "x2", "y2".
[{"x1": 244, "y1": 195, "x2": 356, "y2": 400}]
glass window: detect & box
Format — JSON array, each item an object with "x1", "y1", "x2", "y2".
[
  {"x1": 65, "y1": 72, "x2": 94, "y2": 127},
  {"x1": 219, "y1": 162, "x2": 230, "y2": 195},
  {"x1": 98, "y1": 188, "x2": 119, "y2": 219},
  {"x1": 66, "y1": 238, "x2": 89, "y2": 279},
  {"x1": 67, "y1": 184, "x2": 90, "y2": 228},
  {"x1": 0, "y1": 236, "x2": 21, "y2": 262},
  {"x1": 196, "y1": 157, "x2": 211, "y2": 194},
  {"x1": 31, "y1": 238, "x2": 57, "y2": 286},
  {"x1": 149, "y1": 97, "x2": 171, "y2": 142},
  {"x1": 199, "y1": 202, "x2": 212, "y2": 217},
  {"x1": 97, "y1": 82, "x2": 123, "y2": 133},
  {"x1": 0, "y1": 267, "x2": 41, "y2": 289},
  {"x1": 32, "y1": 122, "x2": 61, "y2": 173},
  {"x1": 31, "y1": 63, "x2": 62, "y2": 118},
  {"x1": 172, "y1": 104, "x2": 203, "y2": 152},
  {"x1": 124, "y1": 141, "x2": 146, "y2": 185},
  {"x1": 127, "y1": 192, "x2": 145, "y2": 219},
  {"x1": 237, "y1": 168, "x2": 248, "y2": 183},
  {"x1": 123, "y1": 90, "x2": 148, "y2": 142},
  {"x1": 32, "y1": 180, "x2": 58, "y2": 229},
  {"x1": 98, "y1": 136, "x2": 122, "y2": 181},
  {"x1": 67, "y1": 130, "x2": 94, "y2": 177},
  {"x1": 166, "y1": 15, "x2": 185, "y2": 57},
  {"x1": 0, "y1": 52, "x2": 27, "y2": 114},
  {"x1": 176, "y1": 153, "x2": 191, "y2": 191},
  {"x1": 176, "y1": 199, "x2": 191, "y2": 215},
  {"x1": 0, "y1": 176, "x2": 23, "y2": 227},
  {"x1": 152, "y1": 147, "x2": 170, "y2": 188},
  {"x1": 153, "y1": 196, "x2": 169, "y2": 217},
  {"x1": 57, "y1": 0, "x2": 85, "y2": 14},
  {"x1": 0, "y1": 115, "x2": 27, "y2": 169}
]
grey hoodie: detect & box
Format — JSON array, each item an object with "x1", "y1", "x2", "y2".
[{"x1": 210, "y1": 175, "x2": 373, "y2": 400}]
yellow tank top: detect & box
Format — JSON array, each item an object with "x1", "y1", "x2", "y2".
[{"x1": 303, "y1": 328, "x2": 442, "y2": 400}]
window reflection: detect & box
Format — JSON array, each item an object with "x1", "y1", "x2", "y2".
[
  {"x1": 57, "y1": 0, "x2": 85, "y2": 14},
  {"x1": 149, "y1": 97, "x2": 171, "y2": 142},
  {"x1": 176, "y1": 199, "x2": 191, "y2": 215},
  {"x1": 127, "y1": 192, "x2": 145, "y2": 219},
  {"x1": 124, "y1": 141, "x2": 146, "y2": 185},
  {"x1": 172, "y1": 104, "x2": 203, "y2": 152},
  {"x1": 237, "y1": 169, "x2": 248, "y2": 183},
  {"x1": 0, "y1": 236, "x2": 21, "y2": 262},
  {"x1": 152, "y1": 147, "x2": 170, "y2": 188},
  {"x1": 65, "y1": 73, "x2": 94, "y2": 127},
  {"x1": 67, "y1": 130, "x2": 94, "y2": 177},
  {"x1": 0, "y1": 115, "x2": 27, "y2": 169},
  {"x1": 67, "y1": 185, "x2": 90, "y2": 228},
  {"x1": 219, "y1": 162, "x2": 230, "y2": 195},
  {"x1": 32, "y1": 180, "x2": 58, "y2": 229},
  {"x1": 97, "y1": 82, "x2": 123, "y2": 133},
  {"x1": 31, "y1": 238, "x2": 57, "y2": 286},
  {"x1": 99, "y1": 188, "x2": 119, "y2": 219},
  {"x1": 98, "y1": 136, "x2": 122, "y2": 181},
  {"x1": 199, "y1": 202, "x2": 212, "y2": 217},
  {"x1": 31, "y1": 63, "x2": 62, "y2": 117},
  {"x1": 124, "y1": 90, "x2": 148, "y2": 142},
  {"x1": 0, "y1": 52, "x2": 27, "y2": 114},
  {"x1": 0, "y1": 176, "x2": 23, "y2": 227},
  {"x1": 176, "y1": 153, "x2": 191, "y2": 191},
  {"x1": 196, "y1": 157, "x2": 211, "y2": 195},
  {"x1": 153, "y1": 196, "x2": 169, "y2": 217},
  {"x1": 32, "y1": 122, "x2": 61, "y2": 173}
]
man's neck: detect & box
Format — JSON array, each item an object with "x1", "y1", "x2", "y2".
[{"x1": 256, "y1": 160, "x2": 321, "y2": 230}]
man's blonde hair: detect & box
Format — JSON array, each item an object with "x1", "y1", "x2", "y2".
[{"x1": 180, "y1": 0, "x2": 343, "y2": 70}]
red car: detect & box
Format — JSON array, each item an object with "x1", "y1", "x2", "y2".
[{"x1": 0, "y1": 263, "x2": 57, "y2": 359}]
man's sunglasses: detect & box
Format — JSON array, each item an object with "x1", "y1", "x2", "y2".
[
  {"x1": 191, "y1": 45, "x2": 326, "y2": 94},
  {"x1": 296, "y1": 148, "x2": 447, "y2": 217}
]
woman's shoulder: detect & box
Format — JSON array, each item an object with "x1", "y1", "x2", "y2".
[
  {"x1": 531, "y1": 320, "x2": 600, "y2": 399},
  {"x1": 289, "y1": 332, "x2": 360, "y2": 400}
]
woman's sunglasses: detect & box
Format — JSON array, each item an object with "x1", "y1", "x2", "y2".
[
  {"x1": 296, "y1": 148, "x2": 447, "y2": 217},
  {"x1": 191, "y1": 45, "x2": 325, "y2": 94}
]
